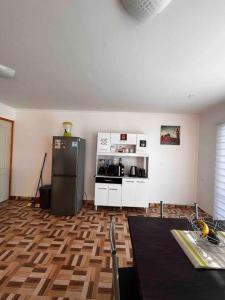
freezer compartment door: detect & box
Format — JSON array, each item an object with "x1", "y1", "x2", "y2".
[
  {"x1": 51, "y1": 176, "x2": 76, "y2": 216},
  {"x1": 52, "y1": 137, "x2": 78, "y2": 176}
]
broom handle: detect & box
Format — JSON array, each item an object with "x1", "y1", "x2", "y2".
[{"x1": 34, "y1": 153, "x2": 47, "y2": 199}]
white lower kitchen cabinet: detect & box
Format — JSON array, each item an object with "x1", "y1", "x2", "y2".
[
  {"x1": 108, "y1": 184, "x2": 122, "y2": 207},
  {"x1": 95, "y1": 183, "x2": 108, "y2": 206},
  {"x1": 95, "y1": 178, "x2": 149, "y2": 210},
  {"x1": 122, "y1": 179, "x2": 136, "y2": 206},
  {"x1": 122, "y1": 178, "x2": 149, "y2": 209},
  {"x1": 95, "y1": 183, "x2": 122, "y2": 207},
  {"x1": 134, "y1": 180, "x2": 149, "y2": 208}
]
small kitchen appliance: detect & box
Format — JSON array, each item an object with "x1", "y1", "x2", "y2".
[
  {"x1": 98, "y1": 159, "x2": 106, "y2": 175},
  {"x1": 138, "y1": 168, "x2": 146, "y2": 178},
  {"x1": 107, "y1": 164, "x2": 118, "y2": 176},
  {"x1": 129, "y1": 166, "x2": 138, "y2": 177}
]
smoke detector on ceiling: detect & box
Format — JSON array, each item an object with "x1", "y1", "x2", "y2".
[
  {"x1": 0, "y1": 65, "x2": 16, "y2": 78},
  {"x1": 121, "y1": 0, "x2": 173, "y2": 20}
]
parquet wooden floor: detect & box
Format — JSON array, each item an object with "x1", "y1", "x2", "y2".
[{"x1": 0, "y1": 200, "x2": 196, "y2": 300}]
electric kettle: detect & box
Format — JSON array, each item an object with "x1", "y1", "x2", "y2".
[{"x1": 129, "y1": 166, "x2": 138, "y2": 177}]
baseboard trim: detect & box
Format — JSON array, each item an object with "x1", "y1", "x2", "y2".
[
  {"x1": 8, "y1": 198, "x2": 207, "y2": 214},
  {"x1": 9, "y1": 196, "x2": 37, "y2": 201}
]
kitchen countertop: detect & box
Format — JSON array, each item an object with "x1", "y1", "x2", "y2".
[{"x1": 95, "y1": 175, "x2": 149, "y2": 180}]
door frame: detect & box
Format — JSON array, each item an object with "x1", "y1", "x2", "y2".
[{"x1": 0, "y1": 117, "x2": 14, "y2": 198}]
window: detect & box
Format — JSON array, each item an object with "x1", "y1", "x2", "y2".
[{"x1": 214, "y1": 123, "x2": 225, "y2": 219}]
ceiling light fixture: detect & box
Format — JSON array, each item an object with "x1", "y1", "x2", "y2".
[
  {"x1": 121, "y1": 0, "x2": 173, "y2": 20},
  {"x1": 0, "y1": 64, "x2": 16, "y2": 78}
]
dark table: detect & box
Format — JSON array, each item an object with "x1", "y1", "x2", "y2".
[{"x1": 128, "y1": 216, "x2": 225, "y2": 300}]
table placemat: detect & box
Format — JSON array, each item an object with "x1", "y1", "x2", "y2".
[{"x1": 171, "y1": 229, "x2": 225, "y2": 269}]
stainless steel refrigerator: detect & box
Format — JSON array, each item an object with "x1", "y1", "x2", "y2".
[{"x1": 51, "y1": 136, "x2": 85, "y2": 216}]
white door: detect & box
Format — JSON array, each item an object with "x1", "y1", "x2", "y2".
[
  {"x1": 108, "y1": 184, "x2": 122, "y2": 207},
  {"x1": 0, "y1": 120, "x2": 12, "y2": 202},
  {"x1": 122, "y1": 179, "x2": 136, "y2": 206},
  {"x1": 95, "y1": 183, "x2": 108, "y2": 206}
]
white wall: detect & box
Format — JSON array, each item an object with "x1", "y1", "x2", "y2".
[
  {"x1": 12, "y1": 109, "x2": 199, "y2": 205},
  {"x1": 0, "y1": 102, "x2": 15, "y2": 120},
  {"x1": 197, "y1": 102, "x2": 225, "y2": 215}
]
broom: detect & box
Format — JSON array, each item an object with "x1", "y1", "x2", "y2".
[{"x1": 28, "y1": 153, "x2": 47, "y2": 208}]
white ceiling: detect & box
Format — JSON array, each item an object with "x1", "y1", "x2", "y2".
[{"x1": 1, "y1": 0, "x2": 225, "y2": 113}]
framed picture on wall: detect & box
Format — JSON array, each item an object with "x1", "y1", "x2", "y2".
[
  {"x1": 160, "y1": 125, "x2": 180, "y2": 145},
  {"x1": 120, "y1": 133, "x2": 127, "y2": 141}
]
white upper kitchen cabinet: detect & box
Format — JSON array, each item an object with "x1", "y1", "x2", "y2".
[
  {"x1": 111, "y1": 133, "x2": 136, "y2": 145},
  {"x1": 97, "y1": 133, "x2": 111, "y2": 153},
  {"x1": 136, "y1": 134, "x2": 149, "y2": 153}
]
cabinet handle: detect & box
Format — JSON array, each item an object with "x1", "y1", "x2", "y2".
[
  {"x1": 109, "y1": 188, "x2": 119, "y2": 191},
  {"x1": 125, "y1": 181, "x2": 134, "y2": 183},
  {"x1": 98, "y1": 187, "x2": 107, "y2": 190},
  {"x1": 137, "y1": 181, "x2": 145, "y2": 183}
]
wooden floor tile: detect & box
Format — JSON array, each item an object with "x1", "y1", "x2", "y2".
[{"x1": 0, "y1": 199, "x2": 196, "y2": 299}]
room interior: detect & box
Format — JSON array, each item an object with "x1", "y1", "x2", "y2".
[{"x1": 0, "y1": 1, "x2": 225, "y2": 299}]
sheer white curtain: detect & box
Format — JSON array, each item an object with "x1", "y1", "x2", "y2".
[{"x1": 214, "y1": 123, "x2": 225, "y2": 219}]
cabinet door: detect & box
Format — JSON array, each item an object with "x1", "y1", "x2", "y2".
[
  {"x1": 108, "y1": 184, "x2": 122, "y2": 207},
  {"x1": 135, "y1": 180, "x2": 149, "y2": 208},
  {"x1": 110, "y1": 133, "x2": 121, "y2": 144},
  {"x1": 136, "y1": 134, "x2": 149, "y2": 153},
  {"x1": 122, "y1": 179, "x2": 136, "y2": 207},
  {"x1": 97, "y1": 133, "x2": 111, "y2": 153},
  {"x1": 127, "y1": 134, "x2": 137, "y2": 145},
  {"x1": 95, "y1": 183, "x2": 108, "y2": 205},
  {"x1": 111, "y1": 133, "x2": 136, "y2": 145}
]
